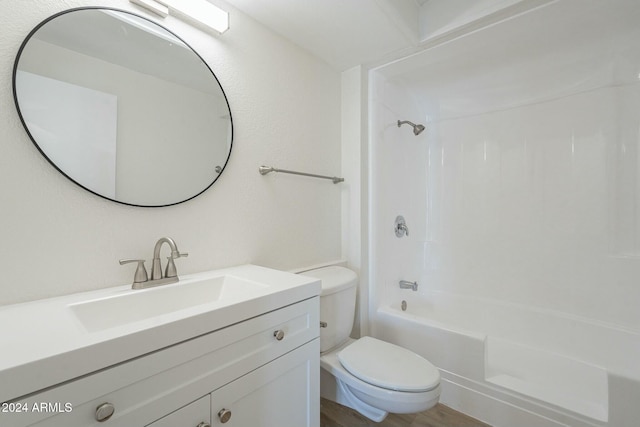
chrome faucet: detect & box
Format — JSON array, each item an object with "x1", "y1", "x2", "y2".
[
  {"x1": 151, "y1": 237, "x2": 188, "y2": 280},
  {"x1": 399, "y1": 280, "x2": 418, "y2": 291},
  {"x1": 120, "y1": 237, "x2": 188, "y2": 289}
]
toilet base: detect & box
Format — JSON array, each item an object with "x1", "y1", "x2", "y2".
[{"x1": 321, "y1": 365, "x2": 389, "y2": 422}]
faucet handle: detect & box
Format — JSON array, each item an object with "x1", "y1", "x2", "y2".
[
  {"x1": 171, "y1": 251, "x2": 189, "y2": 259},
  {"x1": 165, "y1": 251, "x2": 188, "y2": 278},
  {"x1": 119, "y1": 259, "x2": 148, "y2": 285}
]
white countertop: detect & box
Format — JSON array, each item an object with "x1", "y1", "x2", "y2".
[{"x1": 0, "y1": 264, "x2": 320, "y2": 403}]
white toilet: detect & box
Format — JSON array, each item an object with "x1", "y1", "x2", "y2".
[{"x1": 303, "y1": 266, "x2": 441, "y2": 422}]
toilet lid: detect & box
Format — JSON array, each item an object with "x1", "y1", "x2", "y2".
[{"x1": 337, "y1": 337, "x2": 439, "y2": 392}]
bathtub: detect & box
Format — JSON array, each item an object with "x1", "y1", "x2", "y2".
[{"x1": 371, "y1": 291, "x2": 640, "y2": 427}]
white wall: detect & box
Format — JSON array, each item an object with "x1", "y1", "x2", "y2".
[
  {"x1": 341, "y1": 65, "x2": 364, "y2": 336},
  {"x1": 0, "y1": 0, "x2": 341, "y2": 306}
]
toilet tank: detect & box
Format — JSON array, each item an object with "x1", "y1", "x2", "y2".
[{"x1": 302, "y1": 266, "x2": 357, "y2": 352}]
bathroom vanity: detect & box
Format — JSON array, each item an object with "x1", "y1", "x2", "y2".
[{"x1": 0, "y1": 265, "x2": 320, "y2": 427}]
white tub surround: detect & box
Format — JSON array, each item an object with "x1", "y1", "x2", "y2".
[
  {"x1": 369, "y1": 0, "x2": 640, "y2": 426},
  {"x1": 0, "y1": 264, "x2": 320, "y2": 405}
]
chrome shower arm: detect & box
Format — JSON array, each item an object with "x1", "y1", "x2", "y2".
[{"x1": 397, "y1": 119, "x2": 426, "y2": 136}]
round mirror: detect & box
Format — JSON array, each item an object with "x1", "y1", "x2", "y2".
[{"x1": 13, "y1": 7, "x2": 233, "y2": 207}]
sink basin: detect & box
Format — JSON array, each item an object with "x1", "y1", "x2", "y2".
[
  {"x1": 69, "y1": 275, "x2": 268, "y2": 332},
  {"x1": 0, "y1": 264, "x2": 321, "y2": 404}
]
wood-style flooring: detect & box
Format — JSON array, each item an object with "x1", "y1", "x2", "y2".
[{"x1": 320, "y1": 398, "x2": 492, "y2": 427}]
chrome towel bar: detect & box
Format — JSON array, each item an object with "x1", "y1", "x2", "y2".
[{"x1": 259, "y1": 165, "x2": 344, "y2": 184}]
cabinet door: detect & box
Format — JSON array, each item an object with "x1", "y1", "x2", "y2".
[
  {"x1": 147, "y1": 395, "x2": 210, "y2": 427},
  {"x1": 210, "y1": 339, "x2": 319, "y2": 427}
]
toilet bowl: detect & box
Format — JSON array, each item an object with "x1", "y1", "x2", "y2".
[
  {"x1": 321, "y1": 338, "x2": 441, "y2": 421},
  {"x1": 302, "y1": 266, "x2": 441, "y2": 422}
]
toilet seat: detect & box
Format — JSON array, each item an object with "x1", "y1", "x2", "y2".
[{"x1": 338, "y1": 336, "x2": 439, "y2": 392}]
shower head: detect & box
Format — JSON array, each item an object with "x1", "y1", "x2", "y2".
[{"x1": 397, "y1": 120, "x2": 425, "y2": 136}]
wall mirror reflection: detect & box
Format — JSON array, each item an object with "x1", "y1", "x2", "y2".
[{"x1": 13, "y1": 7, "x2": 233, "y2": 207}]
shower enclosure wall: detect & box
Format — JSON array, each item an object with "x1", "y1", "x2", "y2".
[{"x1": 368, "y1": 1, "x2": 640, "y2": 426}]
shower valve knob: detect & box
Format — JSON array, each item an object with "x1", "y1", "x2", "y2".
[{"x1": 394, "y1": 215, "x2": 409, "y2": 237}]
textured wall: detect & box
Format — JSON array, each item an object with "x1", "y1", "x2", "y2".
[{"x1": 0, "y1": 0, "x2": 342, "y2": 306}]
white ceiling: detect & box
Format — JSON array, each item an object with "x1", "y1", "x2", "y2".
[{"x1": 220, "y1": 0, "x2": 424, "y2": 70}]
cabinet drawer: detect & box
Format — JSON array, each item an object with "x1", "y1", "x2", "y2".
[
  {"x1": 146, "y1": 395, "x2": 209, "y2": 427},
  {"x1": 3, "y1": 297, "x2": 318, "y2": 427}
]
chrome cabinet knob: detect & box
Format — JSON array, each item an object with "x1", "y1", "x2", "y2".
[
  {"x1": 95, "y1": 402, "x2": 115, "y2": 422},
  {"x1": 273, "y1": 329, "x2": 285, "y2": 341},
  {"x1": 218, "y1": 408, "x2": 232, "y2": 423},
  {"x1": 197, "y1": 422, "x2": 211, "y2": 427}
]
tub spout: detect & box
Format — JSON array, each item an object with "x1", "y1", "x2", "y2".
[{"x1": 399, "y1": 280, "x2": 418, "y2": 291}]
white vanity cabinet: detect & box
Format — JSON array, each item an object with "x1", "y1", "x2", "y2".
[
  {"x1": 3, "y1": 297, "x2": 319, "y2": 427},
  {"x1": 146, "y1": 341, "x2": 318, "y2": 427}
]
